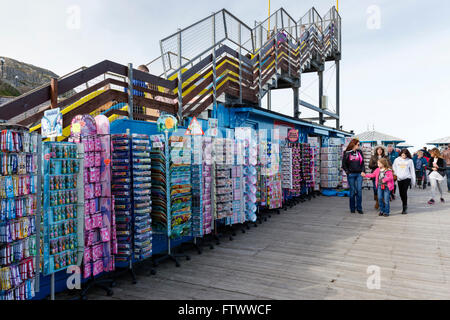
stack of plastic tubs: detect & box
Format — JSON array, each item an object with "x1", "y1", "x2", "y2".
[
  {"x1": 131, "y1": 134, "x2": 152, "y2": 261},
  {"x1": 361, "y1": 143, "x2": 373, "y2": 189},
  {"x1": 320, "y1": 146, "x2": 340, "y2": 189}
]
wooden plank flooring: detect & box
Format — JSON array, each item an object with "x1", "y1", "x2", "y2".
[{"x1": 80, "y1": 187, "x2": 450, "y2": 300}]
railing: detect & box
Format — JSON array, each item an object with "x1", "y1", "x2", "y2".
[{"x1": 0, "y1": 6, "x2": 341, "y2": 128}]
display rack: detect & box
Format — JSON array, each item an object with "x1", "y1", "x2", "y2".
[
  {"x1": 42, "y1": 141, "x2": 84, "y2": 299},
  {"x1": 308, "y1": 137, "x2": 321, "y2": 193},
  {"x1": 361, "y1": 143, "x2": 373, "y2": 190},
  {"x1": 320, "y1": 145, "x2": 341, "y2": 189},
  {"x1": 0, "y1": 126, "x2": 41, "y2": 300},
  {"x1": 190, "y1": 136, "x2": 214, "y2": 253},
  {"x1": 111, "y1": 133, "x2": 136, "y2": 282},
  {"x1": 131, "y1": 134, "x2": 153, "y2": 262},
  {"x1": 151, "y1": 132, "x2": 190, "y2": 268}
]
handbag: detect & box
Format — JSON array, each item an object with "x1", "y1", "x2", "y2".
[{"x1": 393, "y1": 174, "x2": 398, "y2": 182}]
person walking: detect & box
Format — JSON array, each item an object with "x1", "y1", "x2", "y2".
[
  {"x1": 368, "y1": 146, "x2": 389, "y2": 210},
  {"x1": 392, "y1": 149, "x2": 416, "y2": 214},
  {"x1": 442, "y1": 144, "x2": 450, "y2": 193},
  {"x1": 427, "y1": 148, "x2": 447, "y2": 205},
  {"x1": 342, "y1": 139, "x2": 365, "y2": 214},
  {"x1": 363, "y1": 158, "x2": 395, "y2": 217},
  {"x1": 387, "y1": 145, "x2": 399, "y2": 200},
  {"x1": 413, "y1": 151, "x2": 428, "y2": 189}
]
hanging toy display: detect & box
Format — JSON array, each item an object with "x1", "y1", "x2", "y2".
[
  {"x1": 0, "y1": 125, "x2": 41, "y2": 301},
  {"x1": 42, "y1": 142, "x2": 81, "y2": 277}
]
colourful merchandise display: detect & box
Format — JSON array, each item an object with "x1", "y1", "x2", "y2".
[
  {"x1": 308, "y1": 137, "x2": 321, "y2": 191},
  {"x1": 111, "y1": 134, "x2": 132, "y2": 265},
  {"x1": 150, "y1": 134, "x2": 167, "y2": 234},
  {"x1": 300, "y1": 143, "x2": 314, "y2": 190},
  {"x1": 169, "y1": 135, "x2": 192, "y2": 238},
  {"x1": 70, "y1": 114, "x2": 115, "y2": 278},
  {"x1": 213, "y1": 138, "x2": 233, "y2": 220},
  {"x1": 42, "y1": 142, "x2": 82, "y2": 278},
  {"x1": 288, "y1": 142, "x2": 302, "y2": 196},
  {"x1": 191, "y1": 136, "x2": 213, "y2": 237},
  {"x1": 281, "y1": 146, "x2": 293, "y2": 189},
  {"x1": 0, "y1": 127, "x2": 40, "y2": 300},
  {"x1": 266, "y1": 141, "x2": 282, "y2": 209},
  {"x1": 235, "y1": 128, "x2": 258, "y2": 223},
  {"x1": 320, "y1": 142, "x2": 341, "y2": 189},
  {"x1": 131, "y1": 134, "x2": 152, "y2": 260},
  {"x1": 361, "y1": 143, "x2": 373, "y2": 189}
]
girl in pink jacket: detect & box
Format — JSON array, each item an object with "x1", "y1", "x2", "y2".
[{"x1": 363, "y1": 158, "x2": 395, "y2": 217}]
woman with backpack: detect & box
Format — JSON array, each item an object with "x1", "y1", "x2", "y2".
[
  {"x1": 413, "y1": 151, "x2": 428, "y2": 188},
  {"x1": 342, "y1": 139, "x2": 366, "y2": 214}
]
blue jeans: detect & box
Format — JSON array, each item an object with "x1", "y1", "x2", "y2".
[
  {"x1": 447, "y1": 168, "x2": 450, "y2": 191},
  {"x1": 378, "y1": 185, "x2": 391, "y2": 215},
  {"x1": 348, "y1": 173, "x2": 363, "y2": 212}
]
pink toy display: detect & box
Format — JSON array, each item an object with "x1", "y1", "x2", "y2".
[{"x1": 70, "y1": 114, "x2": 115, "y2": 279}]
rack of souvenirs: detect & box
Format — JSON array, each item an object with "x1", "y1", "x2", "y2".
[{"x1": 0, "y1": 126, "x2": 41, "y2": 300}]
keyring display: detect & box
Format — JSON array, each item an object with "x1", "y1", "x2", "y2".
[{"x1": 0, "y1": 126, "x2": 40, "y2": 301}]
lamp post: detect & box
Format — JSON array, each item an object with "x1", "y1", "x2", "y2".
[
  {"x1": 15, "y1": 75, "x2": 19, "y2": 87},
  {"x1": 0, "y1": 58, "x2": 5, "y2": 79}
]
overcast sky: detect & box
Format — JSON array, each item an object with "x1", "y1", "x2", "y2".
[{"x1": 1, "y1": 0, "x2": 450, "y2": 149}]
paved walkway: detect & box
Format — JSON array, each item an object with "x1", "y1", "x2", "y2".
[{"x1": 85, "y1": 187, "x2": 450, "y2": 300}]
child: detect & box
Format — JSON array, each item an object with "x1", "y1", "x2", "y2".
[{"x1": 362, "y1": 158, "x2": 395, "y2": 217}]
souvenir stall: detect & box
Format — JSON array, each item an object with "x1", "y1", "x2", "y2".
[{"x1": 0, "y1": 126, "x2": 41, "y2": 300}]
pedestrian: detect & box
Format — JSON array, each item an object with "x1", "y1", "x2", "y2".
[
  {"x1": 342, "y1": 139, "x2": 365, "y2": 214},
  {"x1": 442, "y1": 144, "x2": 450, "y2": 193},
  {"x1": 427, "y1": 148, "x2": 447, "y2": 205},
  {"x1": 387, "y1": 145, "x2": 399, "y2": 200},
  {"x1": 363, "y1": 158, "x2": 395, "y2": 217},
  {"x1": 393, "y1": 149, "x2": 416, "y2": 214},
  {"x1": 368, "y1": 146, "x2": 389, "y2": 210},
  {"x1": 413, "y1": 151, "x2": 428, "y2": 189}
]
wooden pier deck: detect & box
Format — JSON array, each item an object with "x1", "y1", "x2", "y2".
[{"x1": 84, "y1": 187, "x2": 450, "y2": 300}]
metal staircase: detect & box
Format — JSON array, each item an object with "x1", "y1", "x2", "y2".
[{"x1": 0, "y1": 6, "x2": 342, "y2": 132}]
